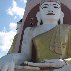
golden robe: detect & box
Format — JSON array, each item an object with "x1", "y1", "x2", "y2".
[{"x1": 33, "y1": 24, "x2": 71, "y2": 62}]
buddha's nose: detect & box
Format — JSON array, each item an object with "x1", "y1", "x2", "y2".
[
  {"x1": 48, "y1": 11, "x2": 53, "y2": 13},
  {"x1": 48, "y1": 5, "x2": 53, "y2": 13}
]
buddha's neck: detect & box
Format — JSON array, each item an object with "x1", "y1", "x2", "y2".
[{"x1": 42, "y1": 20, "x2": 58, "y2": 25}]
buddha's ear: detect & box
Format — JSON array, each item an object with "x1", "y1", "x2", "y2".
[
  {"x1": 59, "y1": 11, "x2": 64, "y2": 24},
  {"x1": 36, "y1": 11, "x2": 41, "y2": 26}
]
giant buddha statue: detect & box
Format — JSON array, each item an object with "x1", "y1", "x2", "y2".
[{"x1": 0, "y1": 0, "x2": 71, "y2": 71}]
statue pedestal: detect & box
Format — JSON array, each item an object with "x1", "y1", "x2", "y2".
[
  {"x1": 15, "y1": 68, "x2": 50, "y2": 71},
  {"x1": 15, "y1": 66, "x2": 51, "y2": 71},
  {"x1": 15, "y1": 69, "x2": 50, "y2": 71},
  {"x1": 15, "y1": 69, "x2": 31, "y2": 71}
]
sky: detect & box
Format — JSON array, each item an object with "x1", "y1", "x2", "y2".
[{"x1": 0, "y1": 0, "x2": 27, "y2": 58}]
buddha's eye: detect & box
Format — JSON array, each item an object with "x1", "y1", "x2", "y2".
[
  {"x1": 43, "y1": 6, "x2": 48, "y2": 8},
  {"x1": 42, "y1": 6, "x2": 48, "y2": 9},
  {"x1": 54, "y1": 6, "x2": 58, "y2": 8}
]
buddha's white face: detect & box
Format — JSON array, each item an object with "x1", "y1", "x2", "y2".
[{"x1": 40, "y1": 1, "x2": 61, "y2": 21}]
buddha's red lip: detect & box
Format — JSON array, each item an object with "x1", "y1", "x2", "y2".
[{"x1": 47, "y1": 13, "x2": 55, "y2": 15}]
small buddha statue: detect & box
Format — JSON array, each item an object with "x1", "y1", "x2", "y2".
[{"x1": 0, "y1": 0, "x2": 71, "y2": 71}]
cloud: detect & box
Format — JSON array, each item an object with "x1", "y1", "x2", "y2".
[
  {"x1": 23, "y1": 0, "x2": 27, "y2": 3},
  {"x1": 0, "y1": 48, "x2": 8, "y2": 58},
  {"x1": 14, "y1": 16, "x2": 17, "y2": 19},
  {"x1": 7, "y1": 0, "x2": 25, "y2": 17},
  {"x1": 21, "y1": 0, "x2": 27, "y2": 3},
  {"x1": 0, "y1": 31, "x2": 16, "y2": 51},
  {"x1": 9, "y1": 22, "x2": 17, "y2": 31},
  {"x1": 0, "y1": 23, "x2": 17, "y2": 58}
]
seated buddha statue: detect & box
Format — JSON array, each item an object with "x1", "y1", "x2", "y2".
[
  {"x1": 21, "y1": 0, "x2": 67, "y2": 62},
  {"x1": 0, "y1": 0, "x2": 71, "y2": 71}
]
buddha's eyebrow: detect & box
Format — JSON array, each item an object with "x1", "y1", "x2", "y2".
[
  {"x1": 53, "y1": 4, "x2": 57, "y2": 5},
  {"x1": 44, "y1": 4, "x2": 49, "y2": 5}
]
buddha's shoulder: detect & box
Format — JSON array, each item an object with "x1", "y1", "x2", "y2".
[
  {"x1": 59, "y1": 24, "x2": 71, "y2": 27},
  {"x1": 57, "y1": 24, "x2": 71, "y2": 30},
  {"x1": 24, "y1": 27, "x2": 36, "y2": 33},
  {"x1": 25, "y1": 26, "x2": 41, "y2": 31}
]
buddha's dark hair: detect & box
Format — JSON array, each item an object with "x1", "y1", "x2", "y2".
[
  {"x1": 40, "y1": 20, "x2": 43, "y2": 25},
  {"x1": 58, "y1": 19, "x2": 61, "y2": 25}
]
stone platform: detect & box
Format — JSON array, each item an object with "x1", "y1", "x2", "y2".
[
  {"x1": 15, "y1": 69, "x2": 49, "y2": 71},
  {"x1": 15, "y1": 66, "x2": 50, "y2": 71}
]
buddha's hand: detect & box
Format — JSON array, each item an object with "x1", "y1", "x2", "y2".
[
  {"x1": 64, "y1": 58, "x2": 71, "y2": 65},
  {"x1": 0, "y1": 54, "x2": 15, "y2": 71},
  {"x1": 42, "y1": 59, "x2": 66, "y2": 68},
  {"x1": 0, "y1": 53, "x2": 28, "y2": 71},
  {"x1": 53, "y1": 64, "x2": 71, "y2": 71}
]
